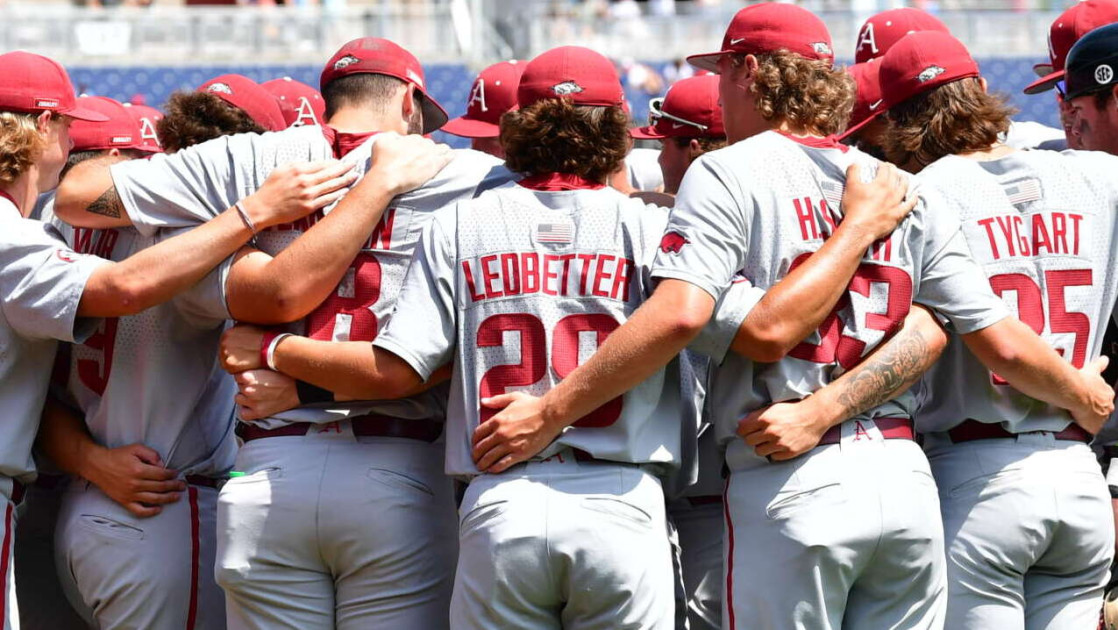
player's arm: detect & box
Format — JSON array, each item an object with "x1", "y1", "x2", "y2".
[
  {"x1": 36, "y1": 396, "x2": 185, "y2": 518},
  {"x1": 53, "y1": 154, "x2": 127, "y2": 228},
  {"x1": 730, "y1": 163, "x2": 915, "y2": 361},
  {"x1": 961, "y1": 319, "x2": 1112, "y2": 433},
  {"x1": 738, "y1": 305, "x2": 948, "y2": 460},
  {"x1": 225, "y1": 134, "x2": 454, "y2": 324},
  {"x1": 77, "y1": 160, "x2": 353, "y2": 317}
]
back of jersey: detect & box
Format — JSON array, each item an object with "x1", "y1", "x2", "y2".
[
  {"x1": 376, "y1": 184, "x2": 684, "y2": 476},
  {"x1": 917, "y1": 150, "x2": 1118, "y2": 433}
]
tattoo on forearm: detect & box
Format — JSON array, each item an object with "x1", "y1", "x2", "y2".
[
  {"x1": 835, "y1": 326, "x2": 932, "y2": 418},
  {"x1": 87, "y1": 187, "x2": 123, "y2": 219}
]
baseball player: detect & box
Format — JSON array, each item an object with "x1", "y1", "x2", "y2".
[
  {"x1": 840, "y1": 58, "x2": 886, "y2": 159},
  {"x1": 441, "y1": 60, "x2": 525, "y2": 158},
  {"x1": 0, "y1": 51, "x2": 341, "y2": 630},
  {"x1": 120, "y1": 103, "x2": 164, "y2": 152},
  {"x1": 155, "y1": 74, "x2": 285, "y2": 153},
  {"x1": 1024, "y1": 0, "x2": 1118, "y2": 151},
  {"x1": 262, "y1": 77, "x2": 326, "y2": 128},
  {"x1": 217, "y1": 43, "x2": 926, "y2": 629},
  {"x1": 472, "y1": 5, "x2": 1114, "y2": 629},
  {"x1": 52, "y1": 37, "x2": 511, "y2": 629},
  {"x1": 630, "y1": 74, "x2": 726, "y2": 630}
]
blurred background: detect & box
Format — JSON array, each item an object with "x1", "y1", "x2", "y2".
[{"x1": 0, "y1": 0, "x2": 1073, "y2": 146}]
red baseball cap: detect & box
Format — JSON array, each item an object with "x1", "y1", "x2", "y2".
[
  {"x1": 853, "y1": 8, "x2": 951, "y2": 64},
  {"x1": 442, "y1": 60, "x2": 525, "y2": 138},
  {"x1": 879, "y1": 31, "x2": 980, "y2": 110},
  {"x1": 121, "y1": 103, "x2": 163, "y2": 152},
  {"x1": 687, "y1": 4, "x2": 834, "y2": 73},
  {"x1": 631, "y1": 75, "x2": 724, "y2": 140},
  {"x1": 70, "y1": 96, "x2": 152, "y2": 152},
  {"x1": 262, "y1": 77, "x2": 326, "y2": 128},
  {"x1": 839, "y1": 58, "x2": 885, "y2": 141},
  {"x1": 1024, "y1": 0, "x2": 1118, "y2": 95},
  {"x1": 197, "y1": 74, "x2": 286, "y2": 132},
  {"x1": 517, "y1": 46, "x2": 625, "y2": 109},
  {"x1": 0, "y1": 51, "x2": 108, "y2": 122},
  {"x1": 320, "y1": 38, "x2": 448, "y2": 134}
]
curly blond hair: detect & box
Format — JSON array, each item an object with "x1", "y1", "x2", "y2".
[
  {"x1": 730, "y1": 51, "x2": 855, "y2": 137},
  {"x1": 0, "y1": 112, "x2": 45, "y2": 186}
]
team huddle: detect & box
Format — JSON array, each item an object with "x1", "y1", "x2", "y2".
[{"x1": 3, "y1": 1, "x2": 1118, "y2": 629}]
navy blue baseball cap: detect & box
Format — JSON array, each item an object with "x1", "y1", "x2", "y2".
[{"x1": 1065, "y1": 22, "x2": 1118, "y2": 100}]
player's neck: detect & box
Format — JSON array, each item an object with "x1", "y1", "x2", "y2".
[
  {"x1": 0, "y1": 173, "x2": 37, "y2": 218},
  {"x1": 774, "y1": 120, "x2": 822, "y2": 139},
  {"x1": 325, "y1": 107, "x2": 406, "y2": 135},
  {"x1": 956, "y1": 142, "x2": 1015, "y2": 162}
]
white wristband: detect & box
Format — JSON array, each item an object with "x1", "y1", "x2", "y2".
[{"x1": 265, "y1": 333, "x2": 293, "y2": 371}]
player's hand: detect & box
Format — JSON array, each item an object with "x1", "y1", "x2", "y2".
[
  {"x1": 840, "y1": 162, "x2": 916, "y2": 241},
  {"x1": 368, "y1": 132, "x2": 454, "y2": 196},
  {"x1": 239, "y1": 160, "x2": 358, "y2": 229},
  {"x1": 80, "y1": 443, "x2": 185, "y2": 518},
  {"x1": 234, "y1": 369, "x2": 301, "y2": 421},
  {"x1": 220, "y1": 325, "x2": 267, "y2": 374},
  {"x1": 1071, "y1": 356, "x2": 1114, "y2": 434},
  {"x1": 737, "y1": 400, "x2": 829, "y2": 461},
  {"x1": 473, "y1": 392, "x2": 562, "y2": 473}
]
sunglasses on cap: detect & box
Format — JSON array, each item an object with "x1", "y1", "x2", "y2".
[{"x1": 647, "y1": 97, "x2": 709, "y2": 132}]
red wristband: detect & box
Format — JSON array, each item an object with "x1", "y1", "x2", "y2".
[{"x1": 260, "y1": 331, "x2": 281, "y2": 370}]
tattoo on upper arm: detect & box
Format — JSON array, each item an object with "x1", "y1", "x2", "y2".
[
  {"x1": 835, "y1": 325, "x2": 933, "y2": 418},
  {"x1": 87, "y1": 187, "x2": 123, "y2": 219}
]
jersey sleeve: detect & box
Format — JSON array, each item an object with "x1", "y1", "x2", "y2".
[
  {"x1": 651, "y1": 154, "x2": 750, "y2": 300},
  {"x1": 372, "y1": 210, "x2": 458, "y2": 381},
  {"x1": 0, "y1": 219, "x2": 108, "y2": 342},
  {"x1": 688, "y1": 276, "x2": 766, "y2": 362},
  {"x1": 913, "y1": 196, "x2": 1010, "y2": 334},
  {"x1": 110, "y1": 137, "x2": 243, "y2": 237}
]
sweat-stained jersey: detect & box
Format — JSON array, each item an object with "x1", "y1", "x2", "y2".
[
  {"x1": 108, "y1": 128, "x2": 514, "y2": 428},
  {"x1": 42, "y1": 195, "x2": 237, "y2": 477},
  {"x1": 915, "y1": 150, "x2": 1118, "y2": 435},
  {"x1": 0, "y1": 198, "x2": 105, "y2": 481},
  {"x1": 651, "y1": 131, "x2": 1012, "y2": 470},
  {"x1": 374, "y1": 184, "x2": 758, "y2": 477}
]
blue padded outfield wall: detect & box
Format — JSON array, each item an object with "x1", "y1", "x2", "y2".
[{"x1": 69, "y1": 59, "x2": 1063, "y2": 149}]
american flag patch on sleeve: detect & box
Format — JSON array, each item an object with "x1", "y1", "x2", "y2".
[
  {"x1": 1003, "y1": 180, "x2": 1042, "y2": 206},
  {"x1": 534, "y1": 221, "x2": 574, "y2": 245}
]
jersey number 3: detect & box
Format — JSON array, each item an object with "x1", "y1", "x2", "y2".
[
  {"x1": 306, "y1": 252, "x2": 382, "y2": 342},
  {"x1": 477, "y1": 313, "x2": 623, "y2": 427}
]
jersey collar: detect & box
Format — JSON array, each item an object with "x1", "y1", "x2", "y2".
[
  {"x1": 321, "y1": 126, "x2": 379, "y2": 159},
  {"x1": 777, "y1": 130, "x2": 849, "y2": 152},
  {"x1": 517, "y1": 172, "x2": 607, "y2": 191},
  {"x1": 0, "y1": 189, "x2": 20, "y2": 216}
]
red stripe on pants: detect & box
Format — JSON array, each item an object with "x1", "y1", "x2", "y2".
[
  {"x1": 186, "y1": 487, "x2": 200, "y2": 630},
  {"x1": 723, "y1": 479, "x2": 736, "y2": 630},
  {"x1": 0, "y1": 502, "x2": 12, "y2": 624}
]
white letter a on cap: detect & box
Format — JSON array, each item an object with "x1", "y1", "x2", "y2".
[
  {"x1": 468, "y1": 79, "x2": 488, "y2": 113},
  {"x1": 857, "y1": 22, "x2": 878, "y2": 56}
]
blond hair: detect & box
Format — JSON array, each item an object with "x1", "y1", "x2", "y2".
[
  {"x1": 732, "y1": 50, "x2": 855, "y2": 136},
  {"x1": 0, "y1": 111, "x2": 45, "y2": 186}
]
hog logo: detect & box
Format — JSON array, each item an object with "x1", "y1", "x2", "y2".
[
  {"x1": 552, "y1": 81, "x2": 585, "y2": 96},
  {"x1": 334, "y1": 55, "x2": 360, "y2": 71},
  {"x1": 659, "y1": 231, "x2": 690, "y2": 254},
  {"x1": 206, "y1": 82, "x2": 233, "y2": 95},
  {"x1": 917, "y1": 65, "x2": 945, "y2": 83}
]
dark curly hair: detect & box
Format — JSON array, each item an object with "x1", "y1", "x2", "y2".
[
  {"x1": 730, "y1": 50, "x2": 855, "y2": 136},
  {"x1": 157, "y1": 91, "x2": 265, "y2": 152},
  {"x1": 885, "y1": 77, "x2": 1016, "y2": 168},
  {"x1": 500, "y1": 98, "x2": 630, "y2": 182}
]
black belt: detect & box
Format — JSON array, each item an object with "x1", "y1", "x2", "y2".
[
  {"x1": 236, "y1": 414, "x2": 443, "y2": 444},
  {"x1": 948, "y1": 419, "x2": 1090, "y2": 444}
]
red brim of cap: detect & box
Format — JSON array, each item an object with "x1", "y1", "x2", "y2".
[
  {"x1": 630, "y1": 125, "x2": 666, "y2": 140},
  {"x1": 1024, "y1": 69, "x2": 1064, "y2": 95},
  {"x1": 441, "y1": 116, "x2": 499, "y2": 138},
  {"x1": 838, "y1": 110, "x2": 883, "y2": 142},
  {"x1": 417, "y1": 92, "x2": 449, "y2": 134},
  {"x1": 64, "y1": 106, "x2": 111, "y2": 122},
  {"x1": 686, "y1": 50, "x2": 729, "y2": 73}
]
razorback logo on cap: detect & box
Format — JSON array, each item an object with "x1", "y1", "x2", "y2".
[
  {"x1": 812, "y1": 42, "x2": 833, "y2": 56},
  {"x1": 334, "y1": 55, "x2": 360, "y2": 70},
  {"x1": 35, "y1": 98, "x2": 60, "y2": 108},
  {"x1": 1097, "y1": 64, "x2": 1115, "y2": 84},
  {"x1": 552, "y1": 81, "x2": 585, "y2": 96},
  {"x1": 659, "y1": 231, "x2": 690, "y2": 254},
  {"x1": 917, "y1": 66, "x2": 946, "y2": 83},
  {"x1": 206, "y1": 83, "x2": 233, "y2": 95}
]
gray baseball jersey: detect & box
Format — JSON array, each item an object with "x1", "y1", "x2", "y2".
[
  {"x1": 915, "y1": 150, "x2": 1118, "y2": 434},
  {"x1": 41, "y1": 196, "x2": 237, "y2": 477},
  {"x1": 373, "y1": 183, "x2": 751, "y2": 477},
  {"x1": 652, "y1": 131, "x2": 1011, "y2": 468},
  {"x1": 108, "y1": 128, "x2": 513, "y2": 429},
  {"x1": 0, "y1": 198, "x2": 106, "y2": 482}
]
